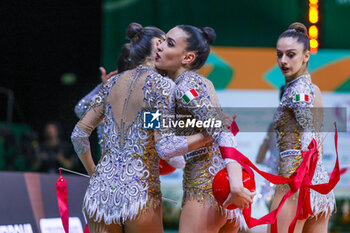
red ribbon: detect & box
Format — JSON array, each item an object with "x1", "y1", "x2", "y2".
[
  {"x1": 222, "y1": 123, "x2": 341, "y2": 233},
  {"x1": 84, "y1": 224, "x2": 90, "y2": 233},
  {"x1": 56, "y1": 169, "x2": 69, "y2": 233},
  {"x1": 230, "y1": 119, "x2": 239, "y2": 136},
  {"x1": 339, "y1": 168, "x2": 348, "y2": 176},
  {"x1": 56, "y1": 170, "x2": 90, "y2": 233}
]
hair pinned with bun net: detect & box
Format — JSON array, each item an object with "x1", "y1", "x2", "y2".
[
  {"x1": 278, "y1": 22, "x2": 310, "y2": 51},
  {"x1": 288, "y1": 22, "x2": 308, "y2": 35},
  {"x1": 177, "y1": 25, "x2": 216, "y2": 69},
  {"x1": 201, "y1": 27, "x2": 216, "y2": 45},
  {"x1": 125, "y1": 22, "x2": 164, "y2": 67},
  {"x1": 126, "y1": 22, "x2": 143, "y2": 42}
]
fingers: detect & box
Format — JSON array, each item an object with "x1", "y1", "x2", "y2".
[
  {"x1": 103, "y1": 70, "x2": 118, "y2": 83},
  {"x1": 223, "y1": 114, "x2": 234, "y2": 129},
  {"x1": 251, "y1": 191, "x2": 257, "y2": 197},
  {"x1": 225, "y1": 114, "x2": 233, "y2": 122},
  {"x1": 99, "y1": 67, "x2": 106, "y2": 76},
  {"x1": 243, "y1": 189, "x2": 256, "y2": 204},
  {"x1": 240, "y1": 198, "x2": 250, "y2": 209},
  {"x1": 238, "y1": 200, "x2": 249, "y2": 209},
  {"x1": 100, "y1": 67, "x2": 118, "y2": 84},
  {"x1": 223, "y1": 194, "x2": 248, "y2": 209},
  {"x1": 109, "y1": 70, "x2": 118, "y2": 76},
  {"x1": 249, "y1": 190, "x2": 256, "y2": 199},
  {"x1": 232, "y1": 114, "x2": 237, "y2": 120},
  {"x1": 239, "y1": 202, "x2": 250, "y2": 210},
  {"x1": 222, "y1": 188, "x2": 255, "y2": 210},
  {"x1": 222, "y1": 193, "x2": 232, "y2": 208},
  {"x1": 100, "y1": 67, "x2": 108, "y2": 83},
  {"x1": 242, "y1": 189, "x2": 254, "y2": 203}
]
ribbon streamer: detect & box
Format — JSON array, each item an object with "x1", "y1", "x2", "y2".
[
  {"x1": 222, "y1": 122, "x2": 342, "y2": 233},
  {"x1": 230, "y1": 119, "x2": 239, "y2": 136},
  {"x1": 56, "y1": 169, "x2": 69, "y2": 233},
  {"x1": 84, "y1": 224, "x2": 90, "y2": 233},
  {"x1": 56, "y1": 166, "x2": 179, "y2": 232}
]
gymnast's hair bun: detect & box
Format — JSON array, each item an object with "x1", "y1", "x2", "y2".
[
  {"x1": 127, "y1": 22, "x2": 143, "y2": 41},
  {"x1": 288, "y1": 22, "x2": 307, "y2": 35},
  {"x1": 202, "y1": 27, "x2": 216, "y2": 45}
]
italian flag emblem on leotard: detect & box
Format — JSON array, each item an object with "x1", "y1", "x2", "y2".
[
  {"x1": 295, "y1": 93, "x2": 309, "y2": 102},
  {"x1": 182, "y1": 89, "x2": 199, "y2": 103}
]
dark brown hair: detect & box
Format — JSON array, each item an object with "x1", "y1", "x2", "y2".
[
  {"x1": 117, "y1": 43, "x2": 131, "y2": 73},
  {"x1": 177, "y1": 25, "x2": 216, "y2": 69},
  {"x1": 126, "y1": 22, "x2": 165, "y2": 67},
  {"x1": 278, "y1": 22, "x2": 310, "y2": 51}
]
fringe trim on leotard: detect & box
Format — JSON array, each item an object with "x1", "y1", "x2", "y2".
[
  {"x1": 183, "y1": 187, "x2": 247, "y2": 230},
  {"x1": 83, "y1": 191, "x2": 161, "y2": 225}
]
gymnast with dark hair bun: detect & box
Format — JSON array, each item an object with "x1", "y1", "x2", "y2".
[
  {"x1": 155, "y1": 25, "x2": 255, "y2": 233},
  {"x1": 269, "y1": 22, "x2": 335, "y2": 233},
  {"x1": 71, "y1": 22, "x2": 213, "y2": 233}
]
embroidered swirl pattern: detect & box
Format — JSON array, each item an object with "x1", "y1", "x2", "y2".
[{"x1": 82, "y1": 67, "x2": 175, "y2": 224}]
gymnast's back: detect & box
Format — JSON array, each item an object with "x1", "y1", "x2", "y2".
[{"x1": 71, "y1": 65, "x2": 175, "y2": 224}]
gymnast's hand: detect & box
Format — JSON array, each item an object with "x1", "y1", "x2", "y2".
[
  {"x1": 223, "y1": 114, "x2": 237, "y2": 129},
  {"x1": 223, "y1": 161, "x2": 256, "y2": 209},
  {"x1": 223, "y1": 186, "x2": 255, "y2": 210},
  {"x1": 99, "y1": 67, "x2": 118, "y2": 84}
]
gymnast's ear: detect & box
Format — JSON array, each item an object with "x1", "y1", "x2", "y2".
[{"x1": 182, "y1": 51, "x2": 196, "y2": 66}]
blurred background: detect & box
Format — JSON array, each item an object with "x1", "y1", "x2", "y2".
[{"x1": 1, "y1": 0, "x2": 350, "y2": 232}]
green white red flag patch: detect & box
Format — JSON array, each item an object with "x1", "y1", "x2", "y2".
[
  {"x1": 295, "y1": 93, "x2": 309, "y2": 102},
  {"x1": 182, "y1": 89, "x2": 199, "y2": 103}
]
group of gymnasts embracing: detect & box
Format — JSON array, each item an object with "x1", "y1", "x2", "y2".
[{"x1": 71, "y1": 21, "x2": 337, "y2": 233}]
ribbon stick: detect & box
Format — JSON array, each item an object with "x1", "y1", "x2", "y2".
[
  {"x1": 56, "y1": 168, "x2": 69, "y2": 233},
  {"x1": 59, "y1": 167, "x2": 90, "y2": 178}
]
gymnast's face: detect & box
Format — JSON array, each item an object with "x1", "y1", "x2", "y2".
[
  {"x1": 276, "y1": 37, "x2": 310, "y2": 80},
  {"x1": 149, "y1": 35, "x2": 165, "y2": 61},
  {"x1": 155, "y1": 27, "x2": 189, "y2": 73}
]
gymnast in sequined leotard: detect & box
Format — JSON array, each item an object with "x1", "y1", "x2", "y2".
[
  {"x1": 269, "y1": 22, "x2": 335, "y2": 233},
  {"x1": 71, "y1": 23, "x2": 212, "y2": 233},
  {"x1": 155, "y1": 25, "x2": 255, "y2": 233}
]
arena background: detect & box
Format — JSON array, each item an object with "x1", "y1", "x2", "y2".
[{"x1": 1, "y1": 0, "x2": 350, "y2": 232}]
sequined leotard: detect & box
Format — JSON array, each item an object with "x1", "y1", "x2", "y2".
[
  {"x1": 156, "y1": 70, "x2": 245, "y2": 226},
  {"x1": 74, "y1": 84, "x2": 105, "y2": 147},
  {"x1": 71, "y1": 66, "x2": 188, "y2": 225},
  {"x1": 74, "y1": 80, "x2": 186, "y2": 169},
  {"x1": 273, "y1": 73, "x2": 335, "y2": 215}
]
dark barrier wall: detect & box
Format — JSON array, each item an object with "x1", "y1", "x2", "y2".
[{"x1": 0, "y1": 172, "x2": 88, "y2": 232}]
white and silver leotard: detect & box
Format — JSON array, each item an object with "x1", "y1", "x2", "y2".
[
  {"x1": 71, "y1": 65, "x2": 188, "y2": 225},
  {"x1": 272, "y1": 73, "x2": 335, "y2": 216}
]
